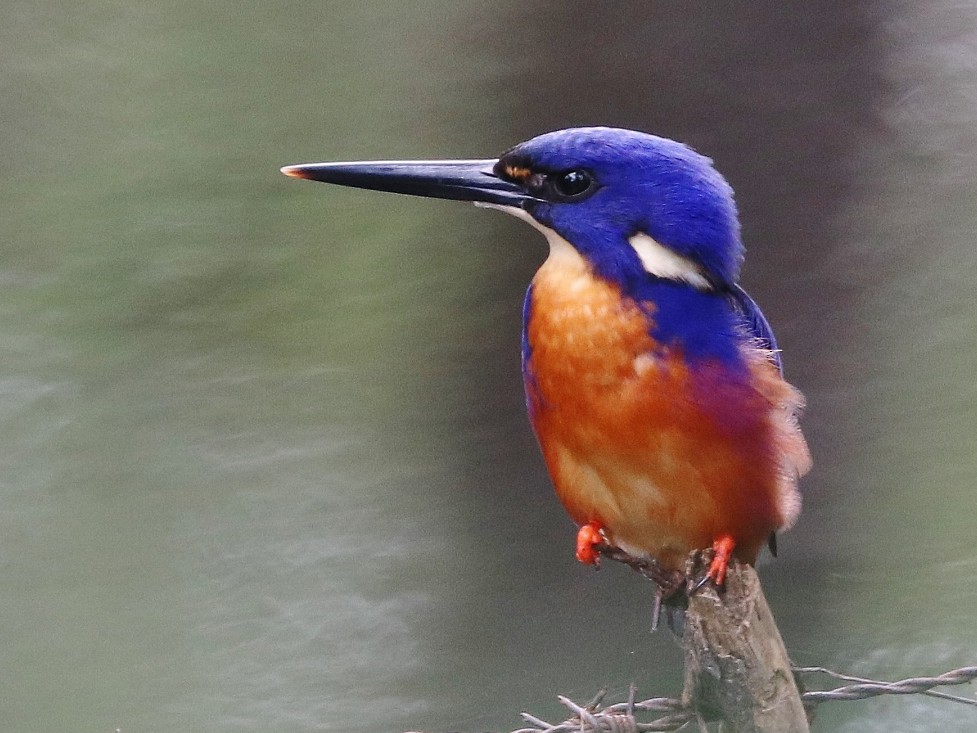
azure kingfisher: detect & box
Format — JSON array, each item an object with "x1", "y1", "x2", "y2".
[{"x1": 282, "y1": 127, "x2": 811, "y2": 588}]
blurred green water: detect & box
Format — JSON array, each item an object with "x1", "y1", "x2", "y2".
[{"x1": 1, "y1": 2, "x2": 976, "y2": 732}]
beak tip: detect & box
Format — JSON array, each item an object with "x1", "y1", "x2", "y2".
[{"x1": 280, "y1": 165, "x2": 308, "y2": 180}]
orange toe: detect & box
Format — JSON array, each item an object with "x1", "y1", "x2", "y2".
[
  {"x1": 575, "y1": 521, "x2": 604, "y2": 565},
  {"x1": 706, "y1": 534, "x2": 736, "y2": 587}
]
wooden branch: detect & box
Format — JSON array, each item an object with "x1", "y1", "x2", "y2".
[
  {"x1": 590, "y1": 545, "x2": 810, "y2": 730},
  {"x1": 681, "y1": 556, "x2": 810, "y2": 733}
]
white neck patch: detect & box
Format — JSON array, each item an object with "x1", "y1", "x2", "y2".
[
  {"x1": 627, "y1": 232, "x2": 713, "y2": 290},
  {"x1": 476, "y1": 203, "x2": 578, "y2": 258}
]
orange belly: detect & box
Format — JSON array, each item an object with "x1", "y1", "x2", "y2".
[{"x1": 525, "y1": 248, "x2": 809, "y2": 570}]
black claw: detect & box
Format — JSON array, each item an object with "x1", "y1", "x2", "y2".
[
  {"x1": 690, "y1": 572, "x2": 712, "y2": 593},
  {"x1": 687, "y1": 550, "x2": 726, "y2": 595}
]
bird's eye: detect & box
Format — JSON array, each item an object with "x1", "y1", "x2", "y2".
[{"x1": 550, "y1": 170, "x2": 595, "y2": 201}]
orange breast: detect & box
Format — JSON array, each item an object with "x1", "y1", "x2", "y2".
[{"x1": 525, "y1": 248, "x2": 810, "y2": 570}]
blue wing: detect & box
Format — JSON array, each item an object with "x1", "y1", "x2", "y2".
[{"x1": 728, "y1": 284, "x2": 783, "y2": 374}]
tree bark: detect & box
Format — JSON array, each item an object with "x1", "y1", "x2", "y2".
[{"x1": 681, "y1": 559, "x2": 810, "y2": 732}]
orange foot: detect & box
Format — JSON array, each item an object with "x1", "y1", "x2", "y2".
[
  {"x1": 703, "y1": 534, "x2": 736, "y2": 588},
  {"x1": 575, "y1": 521, "x2": 604, "y2": 566}
]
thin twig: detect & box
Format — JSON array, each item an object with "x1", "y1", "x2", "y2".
[{"x1": 593, "y1": 544, "x2": 685, "y2": 595}]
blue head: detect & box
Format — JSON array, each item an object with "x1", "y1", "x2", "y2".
[{"x1": 493, "y1": 127, "x2": 743, "y2": 291}]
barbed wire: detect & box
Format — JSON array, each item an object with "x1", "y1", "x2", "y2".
[
  {"x1": 796, "y1": 665, "x2": 977, "y2": 708},
  {"x1": 505, "y1": 665, "x2": 977, "y2": 733}
]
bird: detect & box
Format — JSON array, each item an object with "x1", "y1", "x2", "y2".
[{"x1": 281, "y1": 127, "x2": 811, "y2": 588}]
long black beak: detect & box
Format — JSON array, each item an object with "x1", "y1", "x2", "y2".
[{"x1": 280, "y1": 159, "x2": 532, "y2": 207}]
